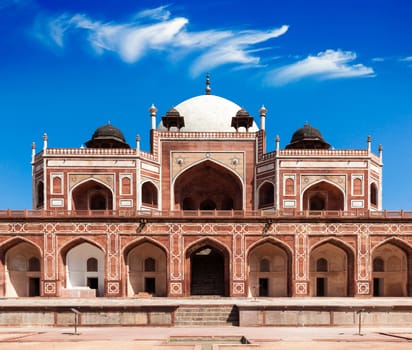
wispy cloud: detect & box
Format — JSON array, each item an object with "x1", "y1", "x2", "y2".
[
  {"x1": 36, "y1": 6, "x2": 288, "y2": 76},
  {"x1": 189, "y1": 27, "x2": 288, "y2": 76},
  {"x1": 266, "y1": 49, "x2": 375, "y2": 86},
  {"x1": 401, "y1": 56, "x2": 412, "y2": 62},
  {"x1": 133, "y1": 5, "x2": 172, "y2": 21}
]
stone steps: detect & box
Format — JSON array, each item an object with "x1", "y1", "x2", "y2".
[{"x1": 175, "y1": 305, "x2": 239, "y2": 326}]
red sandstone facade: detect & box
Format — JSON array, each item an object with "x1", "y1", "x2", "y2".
[{"x1": 1, "y1": 84, "x2": 411, "y2": 299}]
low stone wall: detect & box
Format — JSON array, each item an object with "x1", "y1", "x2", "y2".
[
  {"x1": 0, "y1": 306, "x2": 176, "y2": 327},
  {"x1": 1, "y1": 302, "x2": 412, "y2": 327},
  {"x1": 238, "y1": 305, "x2": 412, "y2": 327}
]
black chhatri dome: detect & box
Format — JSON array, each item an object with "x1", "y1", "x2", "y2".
[
  {"x1": 85, "y1": 123, "x2": 130, "y2": 149},
  {"x1": 286, "y1": 122, "x2": 330, "y2": 150}
]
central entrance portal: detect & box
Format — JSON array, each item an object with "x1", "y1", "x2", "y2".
[{"x1": 190, "y1": 246, "x2": 225, "y2": 296}]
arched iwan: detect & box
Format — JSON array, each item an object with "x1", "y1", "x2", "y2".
[
  {"x1": 172, "y1": 159, "x2": 244, "y2": 211},
  {"x1": 185, "y1": 237, "x2": 231, "y2": 297}
]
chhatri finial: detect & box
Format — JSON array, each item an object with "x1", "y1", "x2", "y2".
[
  {"x1": 149, "y1": 103, "x2": 158, "y2": 115},
  {"x1": 259, "y1": 105, "x2": 267, "y2": 116},
  {"x1": 205, "y1": 73, "x2": 211, "y2": 95}
]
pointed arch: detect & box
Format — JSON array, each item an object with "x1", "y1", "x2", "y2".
[
  {"x1": 70, "y1": 178, "x2": 114, "y2": 211},
  {"x1": 121, "y1": 176, "x2": 132, "y2": 195},
  {"x1": 2, "y1": 239, "x2": 42, "y2": 297},
  {"x1": 371, "y1": 237, "x2": 412, "y2": 296},
  {"x1": 87, "y1": 257, "x2": 98, "y2": 272},
  {"x1": 247, "y1": 237, "x2": 292, "y2": 297},
  {"x1": 173, "y1": 159, "x2": 244, "y2": 211},
  {"x1": 316, "y1": 258, "x2": 328, "y2": 272},
  {"x1": 371, "y1": 236, "x2": 412, "y2": 254},
  {"x1": 309, "y1": 237, "x2": 356, "y2": 256},
  {"x1": 60, "y1": 237, "x2": 106, "y2": 261},
  {"x1": 122, "y1": 236, "x2": 168, "y2": 259},
  {"x1": 285, "y1": 177, "x2": 295, "y2": 196},
  {"x1": 62, "y1": 240, "x2": 105, "y2": 297},
  {"x1": 185, "y1": 237, "x2": 231, "y2": 258},
  {"x1": 185, "y1": 237, "x2": 230, "y2": 296},
  {"x1": 257, "y1": 181, "x2": 275, "y2": 209},
  {"x1": 36, "y1": 181, "x2": 44, "y2": 209},
  {"x1": 260, "y1": 258, "x2": 270, "y2": 272},
  {"x1": 373, "y1": 257, "x2": 384, "y2": 272},
  {"x1": 144, "y1": 257, "x2": 156, "y2": 272},
  {"x1": 52, "y1": 176, "x2": 62, "y2": 194},
  {"x1": 370, "y1": 182, "x2": 378, "y2": 207},
  {"x1": 309, "y1": 238, "x2": 355, "y2": 296},
  {"x1": 123, "y1": 237, "x2": 167, "y2": 297},
  {"x1": 141, "y1": 181, "x2": 159, "y2": 208},
  {"x1": 353, "y1": 177, "x2": 362, "y2": 196},
  {"x1": 302, "y1": 180, "x2": 345, "y2": 211},
  {"x1": 0, "y1": 237, "x2": 42, "y2": 258},
  {"x1": 173, "y1": 158, "x2": 245, "y2": 186},
  {"x1": 246, "y1": 236, "x2": 293, "y2": 257}
]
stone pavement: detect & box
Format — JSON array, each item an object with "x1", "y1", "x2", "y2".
[
  {"x1": 1, "y1": 297, "x2": 412, "y2": 348},
  {"x1": 0, "y1": 325, "x2": 411, "y2": 349}
]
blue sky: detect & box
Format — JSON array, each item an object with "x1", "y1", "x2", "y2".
[{"x1": 0, "y1": 0, "x2": 411, "y2": 210}]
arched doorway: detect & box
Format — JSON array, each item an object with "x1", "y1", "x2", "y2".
[
  {"x1": 174, "y1": 160, "x2": 243, "y2": 210},
  {"x1": 141, "y1": 182, "x2": 158, "y2": 208},
  {"x1": 125, "y1": 241, "x2": 167, "y2": 296},
  {"x1": 258, "y1": 182, "x2": 274, "y2": 209},
  {"x1": 187, "y1": 242, "x2": 229, "y2": 296},
  {"x1": 36, "y1": 181, "x2": 44, "y2": 209},
  {"x1": 310, "y1": 241, "x2": 354, "y2": 296},
  {"x1": 4, "y1": 242, "x2": 41, "y2": 297},
  {"x1": 303, "y1": 181, "x2": 344, "y2": 210},
  {"x1": 370, "y1": 183, "x2": 378, "y2": 208},
  {"x1": 72, "y1": 180, "x2": 113, "y2": 210},
  {"x1": 372, "y1": 242, "x2": 409, "y2": 296},
  {"x1": 248, "y1": 241, "x2": 291, "y2": 297},
  {"x1": 65, "y1": 242, "x2": 105, "y2": 296}
]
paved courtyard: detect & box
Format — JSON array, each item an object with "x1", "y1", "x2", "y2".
[
  {"x1": 1, "y1": 298, "x2": 412, "y2": 349},
  {"x1": 0, "y1": 325, "x2": 411, "y2": 349}
]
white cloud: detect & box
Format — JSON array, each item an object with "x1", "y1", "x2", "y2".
[
  {"x1": 47, "y1": 14, "x2": 74, "y2": 47},
  {"x1": 36, "y1": 7, "x2": 288, "y2": 75},
  {"x1": 189, "y1": 26, "x2": 289, "y2": 76},
  {"x1": 133, "y1": 5, "x2": 171, "y2": 21},
  {"x1": 267, "y1": 49, "x2": 375, "y2": 86},
  {"x1": 87, "y1": 16, "x2": 189, "y2": 63},
  {"x1": 401, "y1": 56, "x2": 412, "y2": 61}
]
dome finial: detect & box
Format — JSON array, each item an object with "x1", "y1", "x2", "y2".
[{"x1": 205, "y1": 73, "x2": 211, "y2": 95}]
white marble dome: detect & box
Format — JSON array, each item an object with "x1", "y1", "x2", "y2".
[{"x1": 157, "y1": 94, "x2": 259, "y2": 132}]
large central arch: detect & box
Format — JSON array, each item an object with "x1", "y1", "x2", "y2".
[
  {"x1": 174, "y1": 160, "x2": 243, "y2": 210},
  {"x1": 185, "y1": 239, "x2": 230, "y2": 296}
]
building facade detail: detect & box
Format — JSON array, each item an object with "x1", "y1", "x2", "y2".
[{"x1": 2, "y1": 85, "x2": 411, "y2": 299}]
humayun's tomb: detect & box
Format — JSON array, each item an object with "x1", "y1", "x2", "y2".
[{"x1": 1, "y1": 77, "x2": 412, "y2": 327}]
